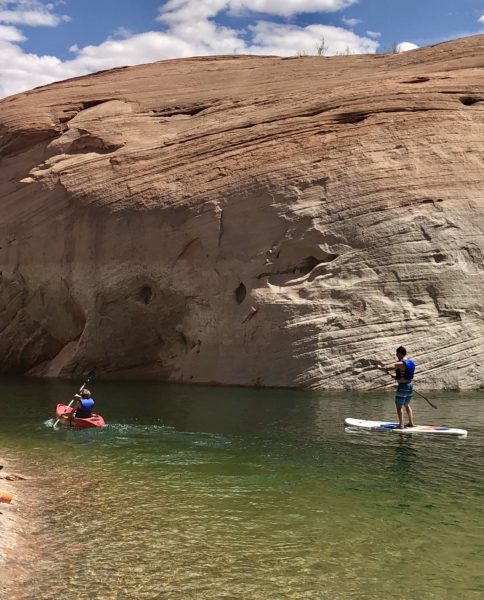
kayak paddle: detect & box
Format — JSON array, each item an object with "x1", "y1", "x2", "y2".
[{"x1": 53, "y1": 370, "x2": 96, "y2": 429}]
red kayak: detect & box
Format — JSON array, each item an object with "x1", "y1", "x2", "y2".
[{"x1": 55, "y1": 404, "x2": 106, "y2": 429}]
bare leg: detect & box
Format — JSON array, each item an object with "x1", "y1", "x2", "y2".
[
  {"x1": 396, "y1": 405, "x2": 404, "y2": 428},
  {"x1": 405, "y1": 403, "x2": 414, "y2": 427}
]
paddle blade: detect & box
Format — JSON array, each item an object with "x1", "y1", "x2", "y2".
[
  {"x1": 84, "y1": 370, "x2": 96, "y2": 384},
  {"x1": 79, "y1": 370, "x2": 96, "y2": 392}
]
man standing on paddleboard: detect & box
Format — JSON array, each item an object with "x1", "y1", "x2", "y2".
[{"x1": 378, "y1": 346, "x2": 415, "y2": 429}]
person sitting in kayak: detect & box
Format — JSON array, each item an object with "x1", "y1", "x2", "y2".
[
  {"x1": 378, "y1": 346, "x2": 415, "y2": 429},
  {"x1": 72, "y1": 388, "x2": 95, "y2": 419}
]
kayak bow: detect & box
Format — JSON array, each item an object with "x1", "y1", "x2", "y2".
[{"x1": 55, "y1": 404, "x2": 106, "y2": 429}]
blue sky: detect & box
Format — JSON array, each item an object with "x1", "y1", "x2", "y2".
[{"x1": 1, "y1": 0, "x2": 484, "y2": 98}]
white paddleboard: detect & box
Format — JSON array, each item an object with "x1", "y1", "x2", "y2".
[{"x1": 344, "y1": 418, "x2": 467, "y2": 438}]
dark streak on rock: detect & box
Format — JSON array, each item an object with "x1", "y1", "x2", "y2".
[
  {"x1": 400, "y1": 77, "x2": 431, "y2": 84},
  {"x1": 459, "y1": 96, "x2": 482, "y2": 106},
  {"x1": 235, "y1": 282, "x2": 246, "y2": 304},
  {"x1": 218, "y1": 209, "x2": 224, "y2": 248}
]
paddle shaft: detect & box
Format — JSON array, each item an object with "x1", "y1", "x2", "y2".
[
  {"x1": 412, "y1": 388, "x2": 438, "y2": 410},
  {"x1": 53, "y1": 370, "x2": 95, "y2": 428},
  {"x1": 377, "y1": 371, "x2": 438, "y2": 410}
]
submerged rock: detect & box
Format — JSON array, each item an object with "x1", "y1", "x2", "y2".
[{"x1": 0, "y1": 36, "x2": 483, "y2": 389}]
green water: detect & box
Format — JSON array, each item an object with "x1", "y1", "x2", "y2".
[{"x1": 1, "y1": 377, "x2": 483, "y2": 600}]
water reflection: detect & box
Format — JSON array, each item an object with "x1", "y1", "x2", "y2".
[{"x1": 393, "y1": 437, "x2": 419, "y2": 484}]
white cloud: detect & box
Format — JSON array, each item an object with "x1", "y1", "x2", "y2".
[
  {"x1": 0, "y1": 42, "x2": 78, "y2": 97},
  {"x1": 229, "y1": 0, "x2": 358, "y2": 17},
  {"x1": 395, "y1": 41, "x2": 419, "y2": 52},
  {"x1": 67, "y1": 28, "x2": 245, "y2": 73},
  {"x1": 366, "y1": 30, "x2": 380, "y2": 38},
  {"x1": 248, "y1": 21, "x2": 378, "y2": 55},
  {"x1": 158, "y1": 0, "x2": 358, "y2": 20},
  {"x1": 158, "y1": 0, "x2": 228, "y2": 25},
  {"x1": 0, "y1": 0, "x2": 379, "y2": 99},
  {"x1": 64, "y1": 20, "x2": 378, "y2": 76},
  {"x1": 478, "y1": 15, "x2": 484, "y2": 24},
  {"x1": 0, "y1": 23, "x2": 25, "y2": 40},
  {"x1": 0, "y1": 0, "x2": 69, "y2": 26},
  {"x1": 112, "y1": 26, "x2": 134, "y2": 39},
  {"x1": 342, "y1": 17, "x2": 362, "y2": 27}
]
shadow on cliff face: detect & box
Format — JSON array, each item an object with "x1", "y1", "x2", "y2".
[
  {"x1": 0, "y1": 273, "x2": 85, "y2": 375},
  {"x1": 72, "y1": 279, "x2": 189, "y2": 377}
]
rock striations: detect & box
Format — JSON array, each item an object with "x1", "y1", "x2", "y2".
[{"x1": 1, "y1": 36, "x2": 483, "y2": 389}]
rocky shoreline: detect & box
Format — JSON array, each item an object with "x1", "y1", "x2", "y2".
[{"x1": 0, "y1": 460, "x2": 32, "y2": 597}]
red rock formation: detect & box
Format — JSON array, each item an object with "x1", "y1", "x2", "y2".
[{"x1": 1, "y1": 36, "x2": 483, "y2": 388}]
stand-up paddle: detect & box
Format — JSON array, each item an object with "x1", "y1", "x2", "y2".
[
  {"x1": 53, "y1": 370, "x2": 96, "y2": 429},
  {"x1": 355, "y1": 357, "x2": 438, "y2": 409},
  {"x1": 377, "y1": 371, "x2": 438, "y2": 409},
  {"x1": 409, "y1": 388, "x2": 437, "y2": 409}
]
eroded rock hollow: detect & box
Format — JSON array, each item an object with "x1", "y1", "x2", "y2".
[{"x1": 1, "y1": 36, "x2": 483, "y2": 389}]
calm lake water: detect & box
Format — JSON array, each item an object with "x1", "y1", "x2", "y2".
[{"x1": 0, "y1": 377, "x2": 483, "y2": 600}]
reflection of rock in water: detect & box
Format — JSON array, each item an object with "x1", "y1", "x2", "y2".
[
  {"x1": 1, "y1": 36, "x2": 484, "y2": 389},
  {"x1": 393, "y1": 438, "x2": 418, "y2": 484}
]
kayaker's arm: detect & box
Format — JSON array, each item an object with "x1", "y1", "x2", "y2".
[{"x1": 66, "y1": 396, "x2": 81, "y2": 418}]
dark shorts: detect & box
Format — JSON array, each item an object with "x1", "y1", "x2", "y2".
[{"x1": 395, "y1": 383, "x2": 413, "y2": 406}]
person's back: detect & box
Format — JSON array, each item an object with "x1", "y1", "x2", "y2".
[
  {"x1": 74, "y1": 389, "x2": 94, "y2": 418},
  {"x1": 395, "y1": 357, "x2": 416, "y2": 383},
  {"x1": 379, "y1": 346, "x2": 415, "y2": 429}
]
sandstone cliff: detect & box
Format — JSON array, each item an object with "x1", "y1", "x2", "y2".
[{"x1": 1, "y1": 36, "x2": 483, "y2": 389}]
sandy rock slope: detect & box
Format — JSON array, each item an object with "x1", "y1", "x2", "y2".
[{"x1": 1, "y1": 36, "x2": 483, "y2": 389}]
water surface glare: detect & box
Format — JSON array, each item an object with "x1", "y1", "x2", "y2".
[{"x1": 1, "y1": 378, "x2": 483, "y2": 599}]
